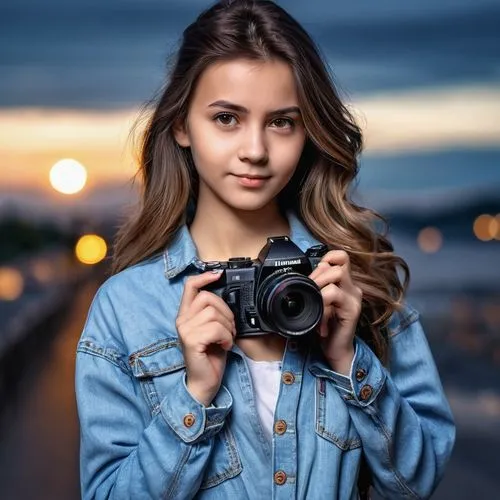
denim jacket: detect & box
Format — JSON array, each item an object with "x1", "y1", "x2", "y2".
[{"x1": 75, "y1": 213, "x2": 455, "y2": 500}]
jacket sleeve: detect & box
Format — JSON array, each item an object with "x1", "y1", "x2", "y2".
[
  {"x1": 325, "y1": 305, "x2": 456, "y2": 499},
  {"x1": 75, "y1": 288, "x2": 233, "y2": 500}
]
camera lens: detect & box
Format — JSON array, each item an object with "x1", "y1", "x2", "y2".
[
  {"x1": 257, "y1": 272, "x2": 323, "y2": 337},
  {"x1": 280, "y1": 292, "x2": 305, "y2": 318}
]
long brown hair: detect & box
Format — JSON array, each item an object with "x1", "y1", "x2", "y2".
[{"x1": 112, "y1": 0, "x2": 409, "y2": 362}]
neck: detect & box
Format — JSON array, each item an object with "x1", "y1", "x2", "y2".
[{"x1": 190, "y1": 200, "x2": 290, "y2": 262}]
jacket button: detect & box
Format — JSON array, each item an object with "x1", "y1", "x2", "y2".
[
  {"x1": 288, "y1": 341, "x2": 298, "y2": 352},
  {"x1": 282, "y1": 371, "x2": 295, "y2": 385},
  {"x1": 274, "y1": 470, "x2": 287, "y2": 485},
  {"x1": 183, "y1": 413, "x2": 196, "y2": 427},
  {"x1": 274, "y1": 419, "x2": 287, "y2": 435},
  {"x1": 359, "y1": 385, "x2": 373, "y2": 401},
  {"x1": 355, "y1": 368, "x2": 367, "y2": 382}
]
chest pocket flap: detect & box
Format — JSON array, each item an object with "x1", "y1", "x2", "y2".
[
  {"x1": 129, "y1": 338, "x2": 185, "y2": 415},
  {"x1": 129, "y1": 338, "x2": 185, "y2": 378}
]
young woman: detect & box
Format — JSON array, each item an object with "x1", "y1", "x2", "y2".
[{"x1": 75, "y1": 1, "x2": 455, "y2": 498}]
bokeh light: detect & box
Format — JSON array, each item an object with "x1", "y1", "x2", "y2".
[
  {"x1": 49, "y1": 158, "x2": 88, "y2": 194},
  {"x1": 417, "y1": 227, "x2": 443, "y2": 253},
  {"x1": 31, "y1": 260, "x2": 54, "y2": 284},
  {"x1": 0, "y1": 267, "x2": 24, "y2": 301},
  {"x1": 473, "y1": 214, "x2": 498, "y2": 241},
  {"x1": 75, "y1": 234, "x2": 108, "y2": 265},
  {"x1": 495, "y1": 214, "x2": 500, "y2": 240}
]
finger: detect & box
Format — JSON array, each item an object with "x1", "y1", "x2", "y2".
[
  {"x1": 178, "y1": 271, "x2": 223, "y2": 316},
  {"x1": 184, "y1": 322, "x2": 234, "y2": 352},
  {"x1": 319, "y1": 304, "x2": 333, "y2": 338},
  {"x1": 311, "y1": 265, "x2": 344, "y2": 289},
  {"x1": 190, "y1": 290, "x2": 235, "y2": 324},
  {"x1": 321, "y1": 283, "x2": 363, "y2": 324},
  {"x1": 321, "y1": 283, "x2": 345, "y2": 308},
  {"x1": 309, "y1": 261, "x2": 330, "y2": 280},
  {"x1": 189, "y1": 305, "x2": 235, "y2": 336},
  {"x1": 319, "y1": 250, "x2": 350, "y2": 269}
]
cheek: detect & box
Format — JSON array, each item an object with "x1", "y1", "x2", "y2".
[
  {"x1": 190, "y1": 132, "x2": 233, "y2": 172},
  {"x1": 273, "y1": 138, "x2": 306, "y2": 174}
]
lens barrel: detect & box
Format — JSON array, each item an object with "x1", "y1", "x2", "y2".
[{"x1": 257, "y1": 272, "x2": 323, "y2": 336}]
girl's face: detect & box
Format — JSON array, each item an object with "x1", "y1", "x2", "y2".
[{"x1": 174, "y1": 58, "x2": 306, "y2": 213}]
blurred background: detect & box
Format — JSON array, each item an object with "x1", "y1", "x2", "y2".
[{"x1": 0, "y1": 1, "x2": 499, "y2": 498}]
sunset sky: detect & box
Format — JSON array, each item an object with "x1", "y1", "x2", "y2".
[
  {"x1": 2, "y1": 83, "x2": 499, "y2": 192},
  {"x1": 1, "y1": 0, "x2": 499, "y2": 207}
]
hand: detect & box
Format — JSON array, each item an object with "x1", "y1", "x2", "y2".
[
  {"x1": 309, "y1": 250, "x2": 363, "y2": 375},
  {"x1": 175, "y1": 271, "x2": 236, "y2": 407}
]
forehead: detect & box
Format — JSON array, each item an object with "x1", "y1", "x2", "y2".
[{"x1": 190, "y1": 58, "x2": 299, "y2": 109}]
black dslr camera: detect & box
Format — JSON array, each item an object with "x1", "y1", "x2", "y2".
[{"x1": 202, "y1": 236, "x2": 328, "y2": 338}]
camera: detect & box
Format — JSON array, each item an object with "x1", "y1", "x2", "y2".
[{"x1": 202, "y1": 236, "x2": 328, "y2": 338}]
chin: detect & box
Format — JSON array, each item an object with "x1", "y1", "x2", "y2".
[{"x1": 223, "y1": 195, "x2": 275, "y2": 213}]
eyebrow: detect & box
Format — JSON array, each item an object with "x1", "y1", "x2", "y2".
[{"x1": 208, "y1": 100, "x2": 301, "y2": 116}]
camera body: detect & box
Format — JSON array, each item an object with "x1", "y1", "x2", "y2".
[{"x1": 202, "y1": 236, "x2": 328, "y2": 338}]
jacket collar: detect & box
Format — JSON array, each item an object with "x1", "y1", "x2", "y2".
[{"x1": 163, "y1": 211, "x2": 322, "y2": 280}]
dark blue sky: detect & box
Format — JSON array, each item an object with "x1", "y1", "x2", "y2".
[
  {"x1": 1, "y1": 0, "x2": 499, "y2": 194},
  {"x1": 0, "y1": 0, "x2": 498, "y2": 108}
]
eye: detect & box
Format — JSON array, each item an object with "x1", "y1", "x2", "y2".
[
  {"x1": 271, "y1": 117, "x2": 295, "y2": 130},
  {"x1": 214, "y1": 113, "x2": 238, "y2": 127}
]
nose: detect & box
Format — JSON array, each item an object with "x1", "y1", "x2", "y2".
[{"x1": 237, "y1": 125, "x2": 269, "y2": 165}]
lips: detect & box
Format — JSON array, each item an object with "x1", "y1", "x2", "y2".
[
  {"x1": 232, "y1": 174, "x2": 271, "y2": 188},
  {"x1": 233, "y1": 174, "x2": 271, "y2": 180}
]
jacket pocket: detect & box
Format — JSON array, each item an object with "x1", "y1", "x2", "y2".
[
  {"x1": 315, "y1": 377, "x2": 361, "y2": 450},
  {"x1": 129, "y1": 338, "x2": 243, "y2": 489},
  {"x1": 199, "y1": 423, "x2": 242, "y2": 489},
  {"x1": 129, "y1": 338, "x2": 186, "y2": 414}
]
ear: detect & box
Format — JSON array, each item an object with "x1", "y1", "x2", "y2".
[{"x1": 173, "y1": 118, "x2": 191, "y2": 148}]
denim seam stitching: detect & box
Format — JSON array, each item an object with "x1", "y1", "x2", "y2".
[
  {"x1": 132, "y1": 362, "x2": 186, "y2": 378},
  {"x1": 77, "y1": 345, "x2": 129, "y2": 374},
  {"x1": 164, "y1": 445, "x2": 192, "y2": 499},
  {"x1": 315, "y1": 378, "x2": 361, "y2": 450},
  {"x1": 200, "y1": 426, "x2": 242, "y2": 489},
  {"x1": 138, "y1": 378, "x2": 161, "y2": 415},
  {"x1": 129, "y1": 339, "x2": 180, "y2": 359},
  {"x1": 373, "y1": 413, "x2": 423, "y2": 499}
]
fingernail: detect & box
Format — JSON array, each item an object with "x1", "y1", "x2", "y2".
[{"x1": 211, "y1": 269, "x2": 223, "y2": 274}]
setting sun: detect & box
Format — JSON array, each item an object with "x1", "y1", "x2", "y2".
[{"x1": 49, "y1": 158, "x2": 88, "y2": 194}]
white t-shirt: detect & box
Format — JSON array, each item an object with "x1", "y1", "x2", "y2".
[{"x1": 243, "y1": 354, "x2": 282, "y2": 441}]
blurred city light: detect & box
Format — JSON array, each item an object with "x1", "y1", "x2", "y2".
[
  {"x1": 0, "y1": 267, "x2": 24, "y2": 300},
  {"x1": 473, "y1": 214, "x2": 498, "y2": 241},
  {"x1": 49, "y1": 158, "x2": 88, "y2": 195},
  {"x1": 417, "y1": 226, "x2": 443, "y2": 253},
  {"x1": 30, "y1": 259, "x2": 55, "y2": 284},
  {"x1": 75, "y1": 234, "x2": 107, "y2": 265}
]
